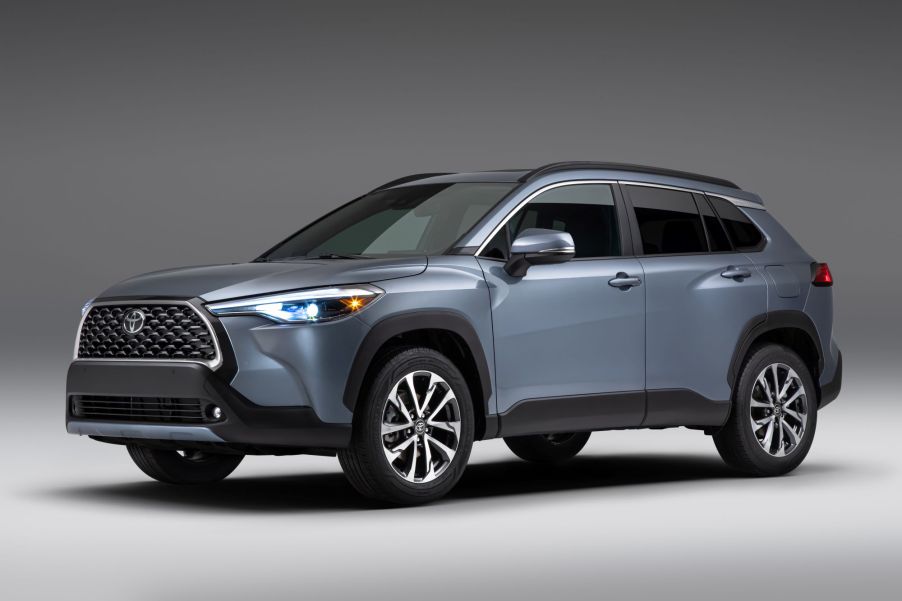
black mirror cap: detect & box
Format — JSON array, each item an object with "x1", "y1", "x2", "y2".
[{"x1": 503, "y1": 248, "x2": 575, "y2": 277}]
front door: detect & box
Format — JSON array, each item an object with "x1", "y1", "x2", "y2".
[{"x1": 477, "y1": 182, "x2": 646, "y2": 436}]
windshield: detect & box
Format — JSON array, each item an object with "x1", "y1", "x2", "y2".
[{"x1": 262, "y1": 183, "x2": 516, "y2": 260}]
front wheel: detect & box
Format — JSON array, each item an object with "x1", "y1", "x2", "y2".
[
  {"x1": 126, "y1": 445, "x2": 244, "y2": 485},
  {"x1": 504, "y1": 432, "x2": 591, "y2": 463},
  {"x1": 714, "y1": 344, "x2": 817, "y2": 476},
  {"x1": 338, "y1": 347, "x2": 474, "y2": 505}
]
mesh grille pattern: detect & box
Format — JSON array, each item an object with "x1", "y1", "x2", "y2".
[
  {"x1": 71, "y1": 395, "x2": 206, "y2": 423},
  {"x1": 78, "y1": 303, "x2": 217, "y2": 363}
]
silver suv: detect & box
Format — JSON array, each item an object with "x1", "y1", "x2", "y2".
[{"x1": 67, "y1": 162, "x2": 842, "y2": 505}]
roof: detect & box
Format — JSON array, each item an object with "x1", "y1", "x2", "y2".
[
  {"x1": 374, "y1": 170, "x2": 528, "y2": 187},
  {"x1": 520, "y1": 162, "x2": 739, "y2": 189},
  {"x1": 381, "y1": 162, "x2": 762, "y2": 206}
]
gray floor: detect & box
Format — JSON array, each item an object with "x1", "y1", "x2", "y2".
[{"x1": 2, "y1": 361, "x2": 900, "y2": 601}]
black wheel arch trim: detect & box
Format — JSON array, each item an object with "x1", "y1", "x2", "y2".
[
  {"x1": 342, "y1": 310, "x2": 493, "y2": 418},
  {"x1": 728, "y1": 310, "x2": 824, "y2": 393},
  {"x1": 819, "y1": 350, "x2": 842, "y2": 408}
]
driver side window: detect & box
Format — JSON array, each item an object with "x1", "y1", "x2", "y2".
[{"x1": 481, "y1": 183, "x2": 621, "y2": 260}]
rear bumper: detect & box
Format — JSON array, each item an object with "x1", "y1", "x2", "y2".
[
  {"x1": 66, "y1": 361, "x2": 351, "y2": 451},
  {"x1": 819, "y1": 350, "x2": 842, "y2": 408}
]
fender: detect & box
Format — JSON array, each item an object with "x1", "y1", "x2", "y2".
[
  {"x1": 342, "y1": 310, "x2": 493, "y2": 416},
  {"x1": 728, "y1": 310, "x2": 824, "y2": 387}
]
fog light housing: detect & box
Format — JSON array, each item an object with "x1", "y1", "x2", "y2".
[{"x1": 206, "y1": 405, "x2": 223, "y2": 421}]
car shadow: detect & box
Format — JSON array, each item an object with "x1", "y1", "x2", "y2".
[{"x1": 34, "y1": 453, "x2": 844, "y2": 513}]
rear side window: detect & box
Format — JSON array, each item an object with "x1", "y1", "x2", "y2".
[
  {"x1": 709, "y1": 196, "x2": 765, "y2": 251},
  {"x1": 698, "y1": 196, "x2": 732, "y2": 252},
  {"x1": 628, "y1": 186, "x2": 707, "y2": 254}
]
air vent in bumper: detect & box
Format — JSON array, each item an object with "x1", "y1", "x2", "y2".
[{"x1": 70, "y1": 395, "x2": 212, "y2": 424}]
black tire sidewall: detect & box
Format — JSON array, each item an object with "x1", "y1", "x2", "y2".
[
  {"x1": 723, "y1": 344, "x2": 818, "y2": 474},
  {"x1": 127, "y1": 445, "x2": 243, "y2": 484},
  {"x1": 345, "y1": 347, "x2": 475, "y2": 504},
  {"x1": 504, "y1": 432, "x2": 591, "y2": 463}
]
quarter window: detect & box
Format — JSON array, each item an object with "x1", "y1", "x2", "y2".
[
  {"x1": 628, "y1": 186, "x2": 707, "y2": 254},
  {"x1": 709, "y1": 196, "x2": 765, "y2": 250}
]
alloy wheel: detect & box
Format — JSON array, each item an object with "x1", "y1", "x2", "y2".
[
  {"x1": 380, "y1": 370, "x2": 461, "y2": 483},
  {"x1": 749, "y1": 362, "x2": 809, "y2": 457}
]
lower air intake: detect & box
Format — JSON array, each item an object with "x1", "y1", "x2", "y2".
[{"x1": 70, "y1": 395, "x2": 206, "y2": 424}]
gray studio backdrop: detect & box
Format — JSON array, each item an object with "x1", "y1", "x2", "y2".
[
  {"x1": 2, "y1": 3, "x2": 902, "y2": 601},
  {"x1": 2, "y1": 0, "x2": 901, "y2": 380}
]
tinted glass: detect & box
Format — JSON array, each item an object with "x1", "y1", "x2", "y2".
[
  {"x1": 481, "y1": 227, "x2": 509, "y2": 260},
  {"x1": 264, "y1": 183, "x2": 515, "y2": 259},
  {"x1": 698, "y1": 196, "x2": 732, "y2": 252},
  {"x1": 709, "y1": 196, "x2": 764, "y2": 250},
  {"x1": 628, "y1": 186, "x2": 707, "y2": 254},
  {"x1": 504, "y1": 184, "x2": 621, "y2": 259}
]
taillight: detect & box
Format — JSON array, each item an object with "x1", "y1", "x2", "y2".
[{"x1": 812, "y1": 262, "x2": 833, "y2": 287}]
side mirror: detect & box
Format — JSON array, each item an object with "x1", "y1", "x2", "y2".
[{"x1": 504, "y1": 228, "x2": 575, "y2": 277}]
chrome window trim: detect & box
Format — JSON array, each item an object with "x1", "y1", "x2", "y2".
[
  {"x1": 620, "y1": 181, "x2": 765, "y2": 210},
  {"x1": 474, "y1": 179, "x2": 763, "y2": 256},
  {"x1": 706, "y1": 192, "x2": 766, "y2": 210},
  {"x1": 73, "y1": 299, "x2": 223, "y2": 371},
  {"x1": 618, "y1": 180, "x2": 702, "y2": 194}
]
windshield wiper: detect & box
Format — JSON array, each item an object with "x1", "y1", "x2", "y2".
[
  {"x1": 253, "y1": 253, "x2": 369, "y2": 262},
  {"x1": 309, "y1": 253, "x2": 369, "y2": 260}
]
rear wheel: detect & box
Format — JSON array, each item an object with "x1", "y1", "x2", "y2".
[
  {"x1": 504, "y1": 432, "x2": 591, "y2": 464},
  {"x1": 126, "y1": 445, "x2": 243, "y2": 485},
  {"x1": 338, "y1": 347, "x2": 474, "y2": 505},
  {"x1": 714, "y1": 343, "x2": 817, "y2": 476}
]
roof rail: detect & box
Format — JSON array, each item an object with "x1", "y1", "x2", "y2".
[
  {"x1": 370, "y1": 172, "x2": 454, "y2": 192},
  {"x1": 519, "y1": 162, "x2": 739, "y2": 190}
]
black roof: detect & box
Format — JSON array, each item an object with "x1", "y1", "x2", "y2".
[
  {"x1": 519, "y1": 162, "x2": 739, "y2": 189},
  {"x1": 378, "y1": 162, "x2": 739, "y2": 191}
]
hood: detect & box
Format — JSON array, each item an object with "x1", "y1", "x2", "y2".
[{"x1": 99, "y1": 256, "x2": 427, "y2": 302}]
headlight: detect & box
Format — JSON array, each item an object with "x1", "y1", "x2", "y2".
[{"x1": 206, "y1": 285, "x2": 383, "y2": 324}]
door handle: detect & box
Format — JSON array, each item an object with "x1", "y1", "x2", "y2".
[
  {"x1": 608, "y1": 272, "x2": 642, "y2": 289},
  {"x1": 721, "y1": 266, "x2": 752, "y2": 280}
]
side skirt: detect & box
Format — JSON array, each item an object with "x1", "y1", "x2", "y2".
[
  {"x1": 641, "y1": 389, "x2": 730, "y2": 428},
  {"x1": 495, "y1": 389, "x2": 729, "y2": 438}
]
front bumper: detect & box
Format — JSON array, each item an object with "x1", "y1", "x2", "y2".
[{"x1": 66, "y1": 361, "x2": 351, "y2": 452}]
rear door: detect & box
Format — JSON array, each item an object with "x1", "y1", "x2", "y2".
[{"x1": 622, "y1": 183, "x2": 767, "y2": 426}]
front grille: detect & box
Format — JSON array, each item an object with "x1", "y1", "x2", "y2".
[
  {"x1": 77, "y1": 303, "x2": 218, "y2": 364},
  {"x1": 71, "y1": 395, "x2": 206, "y2": 423}
]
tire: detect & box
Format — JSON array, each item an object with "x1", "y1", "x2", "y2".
[
  {"x1": 504, "y1": 432, "x2": 591, "y2": 464},
  {"x1": 126, "y1": 445, "x2": 243, "y2": 485},
  {"x1": 338, "y1": 347, "x2": 475, "y2": 505},
  {"x1": 714, "y1": 343, "x2": 818, "y2": 476}
]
